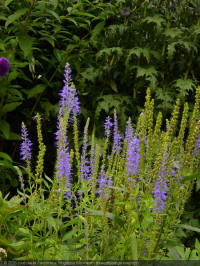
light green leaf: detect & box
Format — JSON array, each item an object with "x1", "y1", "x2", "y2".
[
  {"x1": 178, "y1": 224, "x2": 200, "y2": 233},
  {"x1": 5, "y1": 8, "x2": 28, "y2": 28},
  {"x1": 131, "y1": 233, "x2": 138, "y2": 260},
  {"x1": 87, "y1": 208, "x2": 124, "y2": 227},
  {"x1": 27, "y1": 84, "x2": 46, "y2": 99}
]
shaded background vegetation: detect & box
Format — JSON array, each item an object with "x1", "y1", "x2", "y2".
[{"x1": 0, "y1": 0, "x2": 200, "y2": 253}]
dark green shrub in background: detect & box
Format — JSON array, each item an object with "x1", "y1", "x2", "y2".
[{"x1": 0, "y1": 0, "x2": 200, "y2": 205}]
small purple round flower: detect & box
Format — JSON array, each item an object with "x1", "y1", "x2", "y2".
[{"x1": 0, "y1": 57, "x2": 10, "y2": 76}]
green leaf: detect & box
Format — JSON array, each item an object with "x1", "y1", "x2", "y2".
[
  {"x1": 164, "y1": 28, "x2": 183, "y2": 39},
  {"x1": 174, "y1": 79, "x2": 196, "y2": 97},
  {"x1": 136, "y1": 66, "x2": 158, "y2": 78},
  {"x1": 45, "y1": 213, "x2": 56, "y2": 230},
  {"x1": 168, "y1": 247, "x2": 182, "y2": 260},
  {"x1": 110, "y1": 80, "x2": 118, "y2": 92},
  {"x1": 46, "y1": 10, "x2": 60, "y2": 22},
  {"x1": 87, "y1": 208, "x2": 124, "y2": 227},
  {"x1": 8, "y1": 132, "x2": 21, "y2": 140},
  {"x1": 0, "y1": 152, "x2": 12, "y2": 162},
  {"x1": 72, "y1": 11, "x2": 96, "y2": 18},
  {"x1": 0, "y1": 120, "x2": 10, "y2": 139},
  {"x1": 5, "y1": 0, "x2": 15, "y2": 7},
  {"x1": 27, "y1": 84, "x2": 46, "y2": 99},
  {"x1": 143, "y1": 14, "x2": 165, "y2": 29},
  {"x1": 1, "y1": 102, "x2": 22, "y2": 115},
  {"x1": 90, "y1": 21, "x2": 105, "y2": 45},
  {"x1": 181, "y1": 172, "x2": 200, "y2": 183},
  {"x1": 5, "y1": 8, "x2": 28, "y2": 28},
  {"x1": 62, "y1": 17, "x2": 78, "y2": 26},
  {"x1": 18, "y1": 228, "x2": 30, "y2": 237},
  {"x1": 178, "y1": 224, "x2": 200, "y2": 233},
  {"x1": 130, "y1": 233, "x2": 138, "y2": 260},
  {"x1": 17, "y1": 32, "x2": 33, "y2": 58}
]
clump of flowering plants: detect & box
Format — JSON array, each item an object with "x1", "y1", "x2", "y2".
[{"x1": 1, "y1": 63, "x2": 200, "y2": 260}]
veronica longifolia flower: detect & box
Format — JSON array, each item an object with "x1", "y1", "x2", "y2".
[
  {"x1": 113, "y1": 111, "x2": 122, "y2": 153},
  {"x1": 0, "y1": 57, "x2": 10, "y2": 76},
  {"x1": 125, "y1": 118, "x2": 133, "y2": 143},
  {"x1": 97, "y1": 168, "x2": 113, "y2": 199},
  {"x1": 153, "y1": 162, "x2": 168, "y2": 213},
  {"x1": 56, "y1": 143, "x2": 72, "y2": 199},
  {"x1": 104, "y1": 116, "x2": 113, "y2": 137},
  {"x1": 80, "y1": 121, "x2": 91, "y2": 182},
  {"x1": 20, "y1": 122, "x2": 32, "y2": 163},
  {"x1": 59, "y1": 63, "x2": 80, "y2": 117},
  {"x1": 194, "y1": 135, "x2": 200, "y2": 157},
  {"x1": 55, "y1": 111, "x2": 72, "y2": 199},
  {"x1": 126, "y1": 135, "x2": 140, "y2": 184}
]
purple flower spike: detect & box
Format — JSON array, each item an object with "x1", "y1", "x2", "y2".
[
  {"x1": 113, "y1": 111, "x2": 122, "y2": 153},
  {"x1": 194, "y1": 135, "x2": 200, "y2": 157},
  {"x1": 0, "y1": 57, "x2": 10, "y2": 76},
  {"x1": 104, "y1": 116, "x2": 113, "y2": 137},
  {"x1": 20, "y1": 122, "x2": 32, "y2": 163},
  {"x1": 97, "y1": 168, "x2": 113, "y2": 199},
  {"x1": 153, "y1": 162, "x2": 168, "y2": 213},
  {"x1": 59, "y1": 63, "x2": 80, "y2": 118},
  {"x1": 125, "y1": 118, "x2": 133, "y2": 143},
  {"x1": 153, "y1": 177, "x2": 168, "y2": 212},
  {"x1": 126, "y1": 136, "x2": 140, "y2": 184}
]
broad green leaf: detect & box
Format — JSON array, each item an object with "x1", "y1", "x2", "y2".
[
  {"x1": 17, "y1": 32, "x2": 33, "y2": 58},
  {"x1": 5, "y1": 8, "x2": 28, "y2": 28},
  {"x1": 27, "y1": 84, "x2": 46, "y2": 99},
  {"x1": 1, "y1": 102, "x2": 21, "y2": 115}
]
